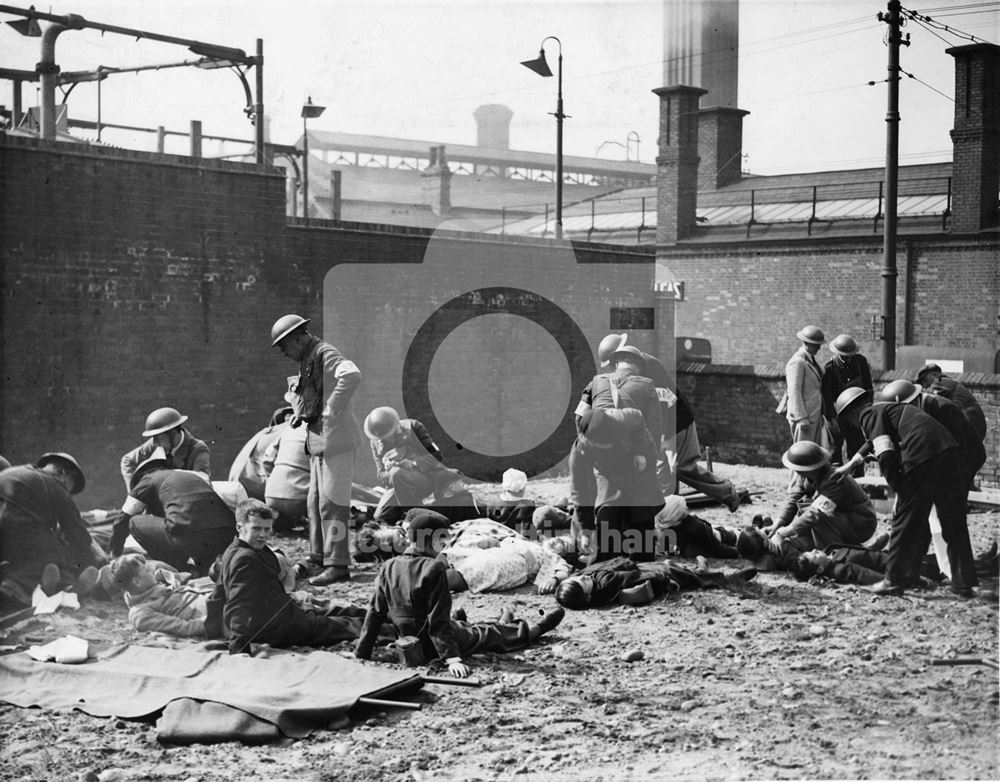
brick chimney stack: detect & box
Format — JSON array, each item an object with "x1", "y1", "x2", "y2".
[
  {"x1": 653, "y1": 85, "x2": 706, "y2": 243},
  {"x1": 948, "y1": 43, "x2": 1000, "y2": 232},
  {"x1": 698, "y1": 106, "x2": 749, "y2": 190},
  {"x1": 422, "y1": 145, "x2": 452, "y2": 217}
]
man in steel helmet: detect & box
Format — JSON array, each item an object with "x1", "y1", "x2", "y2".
[
  {"x1": 777, "y1": 326, "x2": 827, "y2": 446},
  {"x1": 736, "y1": 441, "x2": 876, "y2": 570},
  {"x1": 270, "y1": 314, "x2": 363, "y2": 586},
  {"x1": 120, "y1": 406, "x2": 211, "y2": 490},
  {"x1": 820, "y1": 334, "x2": 873, "y2": 471}
]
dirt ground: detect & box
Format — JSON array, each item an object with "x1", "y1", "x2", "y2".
[{"x1": 1, "y1": 462, "x2": 998, "y2": 782}]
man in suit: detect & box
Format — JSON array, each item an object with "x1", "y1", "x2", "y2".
[
  {"x1": 779, "y1": 326, "x2": 827, "y2": 446},
  {"x1": 120, "y1": 407, "x2": 211, "y2": 490}
]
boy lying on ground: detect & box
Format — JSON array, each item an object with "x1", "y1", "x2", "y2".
[
  {"x1": 554, "y1": 555, "x2": 757, "y2": 610},
  {"x1": 354, "y1": 509, "x2": 565, "y2": 678}
]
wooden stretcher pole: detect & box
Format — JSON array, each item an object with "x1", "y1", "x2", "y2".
[
  {"x1": 930, "y1": 658, "x2": 999, "y2": 670},
  {"x1": 422, "y1": 675, "x2": 483, "y2": 687},
  {"x1": 356, "y1": 696, "x2": 422, "y2": 711}
]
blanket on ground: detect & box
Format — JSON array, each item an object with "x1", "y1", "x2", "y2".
[{"x1": 0, "y1": 643, "x2": 422, "y2": 743}]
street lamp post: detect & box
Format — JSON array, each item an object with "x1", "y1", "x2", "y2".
[
  {"x1": 300, "y1": 96, "x2": 325, "y2": 222},
  {"x1": 521, "y1": 36, "x2": 564, "y2": 240}
]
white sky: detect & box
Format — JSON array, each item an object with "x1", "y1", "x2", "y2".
[{"x1": 1, "y1": 0, "x2": 997, "y2": 174}]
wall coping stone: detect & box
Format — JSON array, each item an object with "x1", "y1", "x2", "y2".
[{"x1": 678, "y1": 362, "x2": 1000, "y2": 389}]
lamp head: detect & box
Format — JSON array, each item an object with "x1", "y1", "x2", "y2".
[
  {"x1": 6, "y1": 16, "x2": 42, "y2": 37},
  {"x1": 520, "y1": 49, "x2": 553, "y2": 78},
  {"x1": 301, "y1": 96, "x2": 326, "y2": 119}
]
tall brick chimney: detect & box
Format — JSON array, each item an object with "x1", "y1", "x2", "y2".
[
  {"x1": 473, "y1": 104, "x2": 513, "y2": 150},
  {"x1": 698, "y1": 106, "x2": 749, "y2": 190},
  {"x1": 421, "y1": 145, "x2": 452, "y2": 217},
  {"x1": 653, "y1": 85, "x2": 705, "y2": 243},
  {"x1": 948, "y1": 44, "x2": 1000, "y2": 232}
]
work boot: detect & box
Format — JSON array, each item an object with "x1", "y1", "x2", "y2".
[
  {"x1": 528, "y1": 607, "x2": 566, "y2": 640},
  {"x1": 309, "y1": 566, "x2": 350, "y2": 586},
  {"x1": 41, "y1": 563, "x2": 61, "y2": 596},
  {"x1": 498, "y1": 607, "x2": 515, "y2": 624},
  {"x1": 76, "y1": 566, "x2": 100, "y2": 597},
  {"x1": 865, "y1": 579, "x2": 904, "y2": 596}
]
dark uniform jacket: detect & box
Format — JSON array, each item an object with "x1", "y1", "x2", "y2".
[
  {"x1": 776, "y1": 465, "x2": 876, "y2": 532},
  {"x1": 370, "y1": 419, "x2": 457, "y2": 492},
  {"x1": 128, "y1": 470, "x2": 235, "y2": 535},
  {"x1": 821, "y1": 354, "x2": 873, "y2": 420},
  {"x1": 292, "y1": 335, "x2": 364, "y2": 456},
  {"x1": 0, "y1": 466, "x2": 96, "y2": 586},
  {"x1": 915, "y1": 394, "x2": 986, "y2": 479},
  {"x1": 924, "y1": 375, "x2": 987, "y2": 441},
  {"x1": 356, "y1": 551, "x2": 460, "y2": 661},
  {"x1": 860, "y1": 402, "x2": 958, "y2": 491}
]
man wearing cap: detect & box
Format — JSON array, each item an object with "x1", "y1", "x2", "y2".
[
  {"x1": 820, "y1": 334, "x2": 873, "y2": 470},
  {"x1": 270, "y1": 314, "x2": 363, "y2": 586},
  {"x1": 364, "y1": 406, "x2": 462, "y2": 525},
  {"x1": 120, "y1": 407, "x2": 211, "y2": 490},
  {"x1": 570, "y1": 344, "x2": 663, "y2": 561},
  {"x1": 110, "y1": 459, "x2": 236, "y2": 576},
  {"x1": 916, "y1": 363, "x2": 987, "y2": 443},
  {"x1": 835, "y1": 387, "x2": 976, "y2": 596},
  {"x1": 736, "y1": 441, "x2": 877, "y2": 570},
  {"x1": 0, "y1": 453, "x2": 101, "y2": 605},
  {"x1": 778, "y1": 326, "x2": 827, "y2": 446}
]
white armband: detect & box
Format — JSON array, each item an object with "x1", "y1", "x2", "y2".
[
  {"x1": 574, "y1": 400, "x2": 591, "y2": 417},
  {"x1": 122, "y1": 496, "x2": 146, "y2": 516},
  {"x1": 809, "y1": 495, "x2": 837, "y2": 517},
  {"x1": 872, "y1": 435, "x2": 895, "y2": 456},
  {"x1": 655, "y1": 387, "x2": 678, "y2": 406},
  {"x1": 334, "y1": 360, "x2": 360, "y2": 377}
]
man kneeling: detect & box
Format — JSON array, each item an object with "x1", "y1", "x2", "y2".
[{"x1": 215, "y1": 499, "x2": 371, "y2": 655}]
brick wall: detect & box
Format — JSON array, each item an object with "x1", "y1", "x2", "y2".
[
  {"x1": 1, "y1": 136, "x2": 656, "y2": 507},
  {"x1": 659, "y1": 236, "x2": 1000, "y2": 369},
  {"x1": 678, "y1": 363, "x2": 1000, "y2": 487}
]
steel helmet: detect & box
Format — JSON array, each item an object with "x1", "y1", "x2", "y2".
[
  {"x1": 36, "y1": 452, "x2": 86, "y2": 494},
  {"x1": 270, "y1": 314, "x2": 310, "y2": 347},
  {"x1": 129, "y1": 456, "x2": 173, "y2": 491},
  {"x1": 781, "y1": 441, "x2": 831, "y2": 473},
  {"x1": 142, "y1": 407, "x2": 188, "y2": 437},
  {"x1": 597, "y1": 333, "x2": 628, "y2": 367},
  {"x1": 555, "y1": 578, "x2": 590, "y2": 610},
  {"x1": 795, "y1": 325, "x2": 826, "y2": 345},
  {"x1": 834, "y1": 386, "x2": 868, "y2": 415},
  {"x1": 830, "y1": 334, "x2": 859, "y2": 356},
  {"x1": 611, "y1": 344, "x2": 646, "y2": 368},
  {"x1": 915, "y1": 363, "x2": 942, "y2": 384},
  {"x1": 364, "y1": 406, "x2": 401, "y2": 440},
  {"x1": 878, "y1": 379, "x2": 922, "y2": 404}
]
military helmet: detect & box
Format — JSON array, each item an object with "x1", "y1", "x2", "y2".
[
  {"x1": 795, "y1": 325, "x2": 826, "y2": 345},
  {"x1": 364, "y1": 406, "x2": 401, "y2": 440},
  {"x1": 878, "y1": 379, "x2": 922, "y2": 404},
  {"x1": 835, "y1": 386, "x2": 869, "y2": 415},
  {"x1": 36, "y1": 452, "x2": 86, "y2": 495},
  {"x1": 597, "y1": 333, "x2": 628, "y2": 367},
  {"x1": 830, "y1": 334, "x2": 859, "y2": 356},
  {"x1": 270, "y1": 314, "x2": 310, "y2": 347},
  {"x1": 781, "y1": 441, "x2": 831, "y2": 472},
  {"x1": 141, "y1": 407, "x2": 188, "y2": 437}
]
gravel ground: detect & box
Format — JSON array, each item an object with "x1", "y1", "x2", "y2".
[{"x1": 1, "y1": 462, "x2": 998, "y2": 782}]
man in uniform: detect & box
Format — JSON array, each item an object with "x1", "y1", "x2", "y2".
[
  {"x1": 915, "y1": 363, "x2": 987, "y2": 442},
  {"x1": 736, "y1": 441, "x2": 877, "y2": 570},
  {"x1": 0, "y1": 452, "x2": 100, "y2": 604},
  {"x1": 596, "y1": 334, "x2": 742, "y2": 512},
  {"x1": 820, "y1": 334, "x2": 873, "y2": 469},
  {"x1": 364, "y1": 406, "x2": 463, "y2": 524},
  {"x1": 836, "y1": 387, "x2": 976, "y2": 596},
  {"x1": 111, "y1": 459, "x2": 236, "y2": 576},
  {"x1": 271, "y1": 314, "x2": 363, "y2": 585},
  {"x1": 779, "y1": 326, "x2": 827, "y2": 446},
  {"x1": 570, "y1": 344, "x2": 663, "y2": 561},
  {"x1": 121, "y1": 407, "x2": 211, "y2": 489}
]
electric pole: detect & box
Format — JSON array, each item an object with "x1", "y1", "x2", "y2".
[{"x1": 877, "y1": 1, "x2": 909, "y2": 370}]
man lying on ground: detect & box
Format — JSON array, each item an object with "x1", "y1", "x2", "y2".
[
  {"x1": 554, "y1": 555, "x2": 757, "y2": 610},
  {"x1": 354, "y1": 509, "x2": 565, "y2": 678}
]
